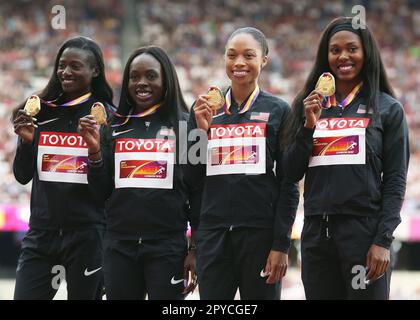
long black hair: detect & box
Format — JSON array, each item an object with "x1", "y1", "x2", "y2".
[
  {"x1": 12, "y1": 36, "x2": 113, "y2": 119},
  {"x1": 281, "y1": 16, "x2": 394, "y2": 148},
  {"x1": 113, "y1": 46, "x2": 188, "y2": 160}
]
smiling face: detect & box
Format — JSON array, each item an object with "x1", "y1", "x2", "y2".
[
  {"x1": 328, "y1": 30, "x2": 364, "y2": 88},
  {"x1": 128, "y1": 53, "x2": 164, "y2": 112},
  {"x1": 225, "y1": 33, "x2": 267, "y2": 87},
  {"x1": 57, "y1": 47, "x2": 98, "y2": 100}
]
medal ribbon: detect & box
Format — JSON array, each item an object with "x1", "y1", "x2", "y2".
[
  {"x1": 223, "y1": 85, "x2": 260, "y2": 115},
  {"x1": 42, "y1": 92, "x2": 92, "y2": 107},
  {"x1": 323, "y1": 82, "x2": 363, "y2": 109},
  {"x1": 110, "y1": 103, "x2": 162, "y2": 128}
]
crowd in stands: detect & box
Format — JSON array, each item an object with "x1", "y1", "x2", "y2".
[
  {"x1": 137, "y1": 0, "x2": 420, "y2": 218},
  {"x1": 0, "y1": 0, "x2": 122, "y2": 204}
]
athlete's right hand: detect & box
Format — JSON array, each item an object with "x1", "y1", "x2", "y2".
[
  {"x1": 13, "y1": 110, "x2": 37, "y2": 144},
  {"x1": 303, "y1": 91, "x2": 323, "y2": 129},
  {"x1": 78, "y1": 115, "x2": 100, "y2": 155},
  {"x1": 264, "y1": 250, "x2": 288, "y2": 284},
  {"x1": 193, "y1": 95, "x2": 215, "y2": 132}
]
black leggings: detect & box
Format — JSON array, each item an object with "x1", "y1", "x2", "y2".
[
  {"x1": 301, "y1": 214, "x2": 392, "y2": 300},
  {"x1": 103, "y1": 235, "x2": 187, "y2": 300},
  {"x1": 196, "y1": 227, "x2": 281, "y2": 300},
  {"x1": 14, "y1": 228, "x2": 104, "y2": 300}
]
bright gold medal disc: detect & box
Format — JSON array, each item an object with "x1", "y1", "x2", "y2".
[
  {"x1": 24, "y1": 95, "x2": 41, "y2": 117},
  {"x1": 207, "y1": 87, "x2": 225, "y2": 111},
  {"x1": 315, "y1": 72, "x2": 336, "y2": 96},
  {"x1": 91, "y1": 102, "x2": 107, "y2": 125}
]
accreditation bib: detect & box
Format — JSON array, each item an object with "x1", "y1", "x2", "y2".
[
  {"x1": 309, "y1": 118, "x2": 369, "y2": 167},
  {"x1": 37, "y1": 132, "x2": 88, "y2": 184},
  {"x1": 206, "y1": 122, "x2": 266, "y2": 176},
  {"x1": 114, "y1": 138, "x2": 175, "y2": 189}
]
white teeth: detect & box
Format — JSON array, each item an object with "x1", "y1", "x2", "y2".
[
  {"x1": 233, "y1": 71, "x2": 247, "y2": 76},
  {"x1": 339, "y1": 65, "x2": 353, "y2": 71},
  {"x1": 137, "y1": 92, "x2": 151, "y2": 97}
]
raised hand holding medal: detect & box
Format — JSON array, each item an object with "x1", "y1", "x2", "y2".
[
  {"x1": 302, "y1": 73, "x2": 333, "y2": 129},
  {"x1": 315, "y1": 72, "x2": 363, "y2": 110},
  {"x1": 78, "y1": 102, "x2": 106, "y2": 159},
  {"x1": 193, "y1": 86, "x2": 224, "y2": 132},
  {"x1": 13, "y1": 95, "x2": 41, "y2": 143},
  {"x1": 315, "y1": 72, "x2": 337, "y2": 110}
]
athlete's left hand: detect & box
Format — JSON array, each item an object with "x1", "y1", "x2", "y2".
[
  {"x1": 264, "y1": 250, "x2": 288, "y2": 284},
  {"x1": 366, "y1": 244, "x2": 390, "y2": 282},
  {"x1": 78, "y1": 115, "x2": 101, "y2": 156},
  {"x1": 182, "y1": 251, "x2": 198, "y2": 295}
]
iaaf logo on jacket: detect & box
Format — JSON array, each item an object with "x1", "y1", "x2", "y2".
[
  {"x1": 316, "y1": 118, "x2": 370, "y2": 130},
  {"x1": 115, "y1": 138, "x2": 175, "y2": 153},
  {"x1": 39, "y1": 132, "x2": 87, "y2": 148}
]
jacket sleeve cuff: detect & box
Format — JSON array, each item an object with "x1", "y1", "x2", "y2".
[
  {"x1": 373, "y1": 232, "x2": 394, "y2": 249},
  {"x1": 271, "y1": 238, "x2": 291, "y2": 254},
  {"x1": 88, "y1": 161, "x2": 105, "y2": 173},
  {"x1": 298, "y1": 126, "x2": 315, "y2": 139}
]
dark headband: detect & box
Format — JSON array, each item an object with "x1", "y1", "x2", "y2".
[{"x1": 329, "y1": 22, "x2": 363, "y2": 39}]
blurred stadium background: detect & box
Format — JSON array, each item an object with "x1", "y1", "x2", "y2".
[{"x1": 1, "y1": 0, "x2": 420, "y2": 299}]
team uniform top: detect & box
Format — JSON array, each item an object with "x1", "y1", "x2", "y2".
[
  {"x1": 13, "y1": 95, "x2": 112, "y2": 230},
  {"x1": 88, "y1": 112, "x2": 195, "y2": 240},
  {"x1": 283, "y1": 91, "x2": 409, "y2": 248},
  {"x1": 185, "y1": 90, "x2": 299, "y2": 253}
]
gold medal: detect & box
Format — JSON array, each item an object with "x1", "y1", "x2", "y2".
[
  {"x1": 315, "y1": 72, "x2": 336, "y2": 97},
  {"x1": 24, "y1": 95, "x2": 41, "y2": 117},
  {"x1": 90, "y1": 102, "x2": 107, "y2": 125},
  {"x1": 207, "y1": 86, "x2": 225, "y2": 111}
]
